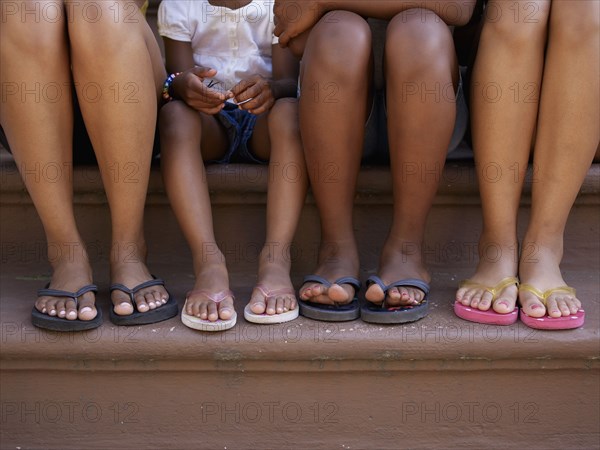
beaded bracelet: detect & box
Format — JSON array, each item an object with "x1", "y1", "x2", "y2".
[{"x1": 162, "y1": 72, "x2": 181, "y2": 102}]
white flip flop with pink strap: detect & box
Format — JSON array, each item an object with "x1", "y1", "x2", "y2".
[
  {"x1": 181, "y1": 289, "x2": 237, "y2": 331},
  {"x1": 244, "y1": 284, "x2": 299, "y2": 324}
]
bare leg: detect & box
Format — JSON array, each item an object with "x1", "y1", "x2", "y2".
[
  {"x1": 298, "y1": 12, "x2": 372, "y2": 305},
  {"x1": 365, "y1": 10, "x2": 458, "y2": 306},
  {"x1": 519, "y1": 0, "x2": 599, "y2": 318},
  {"x1": 159, "y1": 100, "x2": 235, "y2": 322},
  {"x1": 247, "y1": 99, "x2": 308, "y2": 315},
  {"x1": 66, "y1": 0, "x2": 168, "y2": 314},
  {"x1": 1, "y1": 0, "x2": 96, "y2": 321},
  {"x1": 456, "y1": 1, "x2": 551, "y2": 313}
]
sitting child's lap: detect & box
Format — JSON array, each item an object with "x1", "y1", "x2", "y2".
[{"x1": 209, "y1": 103, "x2": 268, "y2": 165}]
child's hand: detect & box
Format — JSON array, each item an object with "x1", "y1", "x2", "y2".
[
  {"x1": 274, "y1": 0, "x2": 323, "y2": 48},
  {"x1": 172, "y1": 66, "x2": 230, "y2": 114},
  {"x1": 231, "y1": 75, "x2": 274, "y2": 115}
]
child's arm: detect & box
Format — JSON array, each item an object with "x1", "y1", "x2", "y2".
[
  {"x1": 229, "y1": 46, "x2": 299, "y2": 116},
  {"x1": 163, "y1": 37, "x2": 230, "y2": 115},
  {"x1": 274, "y1": 0, "x2": 477, "y2": 48}
]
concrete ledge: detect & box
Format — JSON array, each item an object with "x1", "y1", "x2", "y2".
[{"x1": 2, "y1": 157, "x2": 600, "y2": 206}]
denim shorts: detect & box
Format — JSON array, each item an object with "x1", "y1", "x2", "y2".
[{"x1": 210, "y1": 102, "x2": 266, "y2": 165}]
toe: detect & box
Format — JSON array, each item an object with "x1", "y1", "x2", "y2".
[
  {"x1": 287, "y1": 296, "x2": 297, "y2": 311},
  {"x1": 152, "y1": 290, "x2": 164, "y2": 307},
  {"x1": 65, "y1": 299, "x2": 78, "y2": 320},
  {"x1": 521, "y1": 293, "x2": 547, "y2": 318},
  {"x1": 249, "y1": 290, "x2": 267, "y2": 315},
  {"x1": 460, "y1": 290, "x2": 474, "y2": 306},
  {"x1": 266, "y1": 296, "x2": 277, "y2": 315},
  {"x1": 207, "y1": 302, "x2": 219, "y2": 322},
  {"x1": 386, "y1": 288, "x2": 402, "y2": 306},
  {"x1": 299, "y1": 283, "x2": 319, "y2": 300},
  {"x1": 567, "y1": 297, "x2": 581, "y2": 314},
  {"x1": 199, "y1": 302, "x2": 209, "y2": 320},
  {"x1": 56, "y1": 299, "x2": 66, "y2": 318},
  {"x1": 36, "y1": 297, "x2": 49, "y2": 314},
  {"x1": 46, "y1": 298, "x2": 58, "y2": 316},
  {"x1": 557, "y1": 298, "x2": 571, "y2": 317},
  {"x1": 78, "y1": 292, "x2": 97, "y2": 321},
  {"x1": 365, "y1": 284, "x2": 385, "y2": 304},
  {"x1": 455, "y1": 287, "x2": 467, "y2": 302},
  {"x1": 134, "y1": 293, "x2": 149, "y2": 313},
  {"x1": 397, "y1": 288, "x2": 415, "y2": 306},
  {"x1": 275, "y1": 296, "x2": 285, "y2": 314},
  {"x1": 546, "y1": 297, "x2": 561, "y2": 318},
  {"x1": 493, "y1": 297, "x2": 515, "y2": 314},
  {"x1": 478, "y1": 291, "x2": 493, "y2": 311},
  {"x1": 328, "y1": 284, "x2": 351, "y2": 303},
  {"x1": 218, "y1": 300, "x2": 234, "y2": 320},
  {"x1": 144, "y1": 292, "x2": 156, "y2": 310},
  {"x1": 112, "y1": 291, "x2": 134, "y2": 316}
]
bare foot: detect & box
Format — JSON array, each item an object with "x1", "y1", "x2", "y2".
[
  {"x1": 248, "y1": 253, "x2": 296, "y2": 315},
  {"x1": 34, "y1": 244, "x2": 97, "y2": 321},
  {"x1": 184, "y1": 262, "x2": 234, "y2": 322},
  {"x1": 299, "y1": 240, "x2": 359, "y2": 305},
  {"x1": 518, "y1": 241, "x2": 581, "y2": 318},
  {"x1": 365, "y1": 239, "x2": 430, "y2": 307},
  {"x1": 110, "y1": 242, "x2": 169, "y2": 316},
  {"x1": 455, "y1": 239, "x2": 519, "y2": 314}
]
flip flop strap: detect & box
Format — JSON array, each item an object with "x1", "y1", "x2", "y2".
[
  {"x1": 186, "y1": 289, "x2": 234, "y2": 303},
  {"x1": 519, "y1": 284, "x2": 576, "y2": 305},
  {"x1": 37, "y1": 284, "x2": 98, "y2": 305},
  {"x1": 460, "y1": 276, "x2": 519, "y2": 301},
  {"x1": 386, "y1": 278, "x2": 430, "y2": 296},
  {"x1": 368, "y1": 276, "x2": 430, "y2": 296},
  {"x1": 366, "y1": 275, "x2": 387, "y2": 292},
  {"x1": 303, "y1": 274, "x2": 332, "y2": 288},
  {"x1": 110, "y1": 278, "x2": 165, "y2": 302},
  {"x1": 303, "y1": 275, "x2": 361, "y2": 291},
  {"x1": 254, "y1": 284, "x2": 295, "y2": 299}
]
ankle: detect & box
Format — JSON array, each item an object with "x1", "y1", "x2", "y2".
[
  {"x1": 110, "y1": 239, "x2": 147, "y2": 266},
  {"x1": 47, "y1": 241, "x2": 91, "y2": 270},
  {"x1": 259, "y1": 243, "x2": 293, "y2": 268}
]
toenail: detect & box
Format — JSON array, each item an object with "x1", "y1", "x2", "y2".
[
  {"x1": 80, "y1": 307, "x2": 92, "y2": 313},
  {"x1": 498, "y1": 301, "x2": 508, "y2": 307},
  {"x1": 531, "y1": 305, "x2": 541, "y2": 309}
]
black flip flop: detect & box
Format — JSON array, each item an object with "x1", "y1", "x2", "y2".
[
  {"x1": 298, "y1": 275, "x2": 361, "y2": 322},
  {"x1": 31, "y1": 284, "x2": 102, "y2": 331},
  {"x1": 361, "y1": 276, "x2": 429, "y2": 324},
  {"x1": 109, "y1": 277, "x2": 178, "y2": 326}
]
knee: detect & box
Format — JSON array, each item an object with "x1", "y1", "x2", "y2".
[
  {"x1": 386, "y1": 10, "x2": 455, "y2": 75},
  {"x1": 1, "y1": 2, "x2": 66, "y2": 59},
  {"x1": 481, "y1": 1, "x2": 550, "y2": 49},
  {"x1": 305, "y1": 11, "x2": 371, "y2": 79},
  {"x1": 66, "y1": 0, "x2": 144, "y2": 54},
  {"x1": 268, "y1": 99, "x2": 299, "y2": 138},
  {"x1": 550, "y1": 9, "x2": 599, "y2": 49},
  {"x1": 159, "y1": 101, "x2": 197, "y2": 144}
]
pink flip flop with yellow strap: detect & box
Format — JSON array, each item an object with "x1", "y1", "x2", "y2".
[
  {"x1": 454, "y1": 277, "x2": 519, "y2": 325},
  {"x1": 519, "y1": 284, "x2": 584, "y2": 330},
  {"x1": 181, "y1": 289, "x2": 237, "y2": 331},
  {"x1": 244, "y1": 284, "x2": 299, "y2": 324}
]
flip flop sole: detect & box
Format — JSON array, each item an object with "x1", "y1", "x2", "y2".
[
  {"x1": 520, "y1": 309, "x2": 585, "y2": 330},
  {"x1": 181, "y1": 311, "x2": 237, "y2": 331},
  {"x1": 109, "y1": 297, "x2": 178, "y2": 326},
  {"x1": 360, "y1": 301, "x2": 429, "y2": 324},
  {"x1": 31, "y1": 307, "x2": 103, "y2": 332},
  {"x1": 454, "y1": 301, "x2": 518, "y2": 326},
  {"x1": 299, "y1": 298, "x2": 360, "y2": 322},
  {"x1": 244, "y1": 304, "x2": 299, "y2": 324}
]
